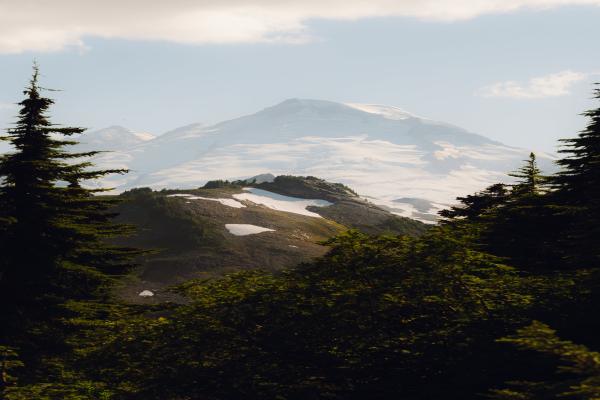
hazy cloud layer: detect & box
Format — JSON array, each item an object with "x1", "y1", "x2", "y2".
[
  {"x1": 1, "y1": 1, "x2": 600, "y2": 53},
  {"x1": 479, "y1": 70, "x2": 588, "y2": 99}
]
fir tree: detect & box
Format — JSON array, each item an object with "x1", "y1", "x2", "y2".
[
  {"x1": 548, "y1": 85, "x2": 600, "y2": 267},
  {"x1": 491, "y1": 321, "x2": 600, "y2": 400},
  {"x1": 441, "y1": 154, "x2": 558, "y2": 270},
  {"x1": 0, "y1": 64, "x2": 138, "y2": 391},
  {"x1": 509, "y1": 152, "x2": 543, "y2": 196},
  {"x1": 483, "y1": 152, "x2": 557, "y2": 270},
  {"x1": 438, "y1": 183, "x2": 510, "y2": 222}
]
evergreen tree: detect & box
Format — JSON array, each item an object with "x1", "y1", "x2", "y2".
[
  {"x1": 491, "y1": 321, "x2": 600, "y2": 400},
  {"x1": 548, "y1": 85, "x2": 600, "y2": 267},
  {"x1": 483, "y1": 152, "x2": 558, "y2": 270},
  {"x1": 509, "y1": 152, "x2": 543, "y2": 196},
  {"x1": 439, "y1": 183, "x2": 510, "y2": 222},
  {"x1": 0, "y1": 64, "x2": 138, "y2": 392}
]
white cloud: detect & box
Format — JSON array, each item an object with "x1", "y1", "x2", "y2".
[
  {"x1": 1, "y1": 1, "x2": 600, "y2": 53},
  {"x1": 479, "y1": 70, "x2": 588, "y2": 99}
]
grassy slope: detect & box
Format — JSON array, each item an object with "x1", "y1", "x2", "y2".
[
  {"x1": 112, "y1": 187, "x2": 344, "y2": 302},
  {"x1": 111, "y1": 177, "x2": 428, "y2": 302}
]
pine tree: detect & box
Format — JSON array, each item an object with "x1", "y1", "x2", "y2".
[
  {"x1": 439, "y1": 183, "x2": 510, "y2": 222},
  {"x1": 0, "y1": 64, "x2": 138, "y2": 390},
  {"x1": 485, "y1": 152, "x2": 559, "y2": 270},
  {"x1": 490, "y1": 321, "x2": 600, "y2": 400},
  {"x1": 509, "y1": 152, "x2": 543, "y2": 196},
  {"x1": 440, "y1": 154, "x2": 559, "y2": 270},
  {"x1": 548, "y1": 85, "x2": 600, "y2": 267}
]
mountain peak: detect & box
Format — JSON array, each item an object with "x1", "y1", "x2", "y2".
[
  {"x1": 344, "y1": 103, "x2": 416, "y2": 121},
  {"x1": 260, "y1": 98, "x2": 420, "y2": 123},
  {"x1": 84, "y1": 98, "x2": 553, "y2": 215},
  {"x1": 102, "y1": 125, "x2": 130, "y2": 132},
  {"x1": 266, "y1": 98, "x2": 349, "y2": 112},
  {"x1": 278, "y1": 98, "x2": 331, "y2": 105},
  {"x1": 87, "y1": 126, "x2": 155, "y2": 141}
]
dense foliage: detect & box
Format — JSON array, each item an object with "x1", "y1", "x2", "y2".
[
  {"x1": 490, "y1": 321, "x2": 600, "y2": 400},
  {"x1": 77, "y1": 230, "x2": 538, "y2": 399},
  {"x1": 1, "y1": 70, "x2": 600, "y2": 399}
]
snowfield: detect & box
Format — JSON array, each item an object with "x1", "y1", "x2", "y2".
[
  {"x1": 167, "y1": 193, "x2": 246, "y2": 208},
  {"x1": 225, "y1": 224, "x2": 275, "y2": 236},
  {"x1": 233, "y1": 188, "x2": 332, "y2": 218}
]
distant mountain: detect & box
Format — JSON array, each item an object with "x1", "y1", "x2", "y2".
[
  {"x1": 0, "y1": 124, "x2": 155, "y2": 157},
  {"x1": 73, "y1": 125, "x2": 155, "y2": 152},
  {"x1": 2, "y1": 99, "x2": 556, "y2": 222}
]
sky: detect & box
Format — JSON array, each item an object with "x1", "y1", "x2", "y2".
[{"x1": 0, "y1": 1, "x2": 599, "y2": 153}]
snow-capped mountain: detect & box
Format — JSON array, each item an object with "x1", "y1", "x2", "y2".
[
  {"x1": 2, "y1": 99, "x2": 556, "y2": 222},
  {"x1": 73, "y1": 125, "x2": 155, "y2": 152}
]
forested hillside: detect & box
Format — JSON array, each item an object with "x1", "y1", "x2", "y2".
[{"x1": 1, "y1": 69, "x2": 600, "y2": 400}]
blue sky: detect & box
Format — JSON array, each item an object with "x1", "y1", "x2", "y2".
[{"x1": 0, "y1": 2, "x2": 599, "y2": 153}]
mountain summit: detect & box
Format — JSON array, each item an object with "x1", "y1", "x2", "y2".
[{"x1": 82, "y1": 99, "x2": 554, "y2": 221}]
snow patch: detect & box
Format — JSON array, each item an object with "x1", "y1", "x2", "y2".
[
  {"x1": 345, "y1": 103, "x2": 415, "y2": 120},
  {"x1": 225, "y1": 224, "x2": 275, "y2": 236},
  {"x1": 233, "y1": 188, "x2": 332, "y2": 218},
  {"x1": 167, "y1": 193, "x2": 245, "y2": 208},
  {"x1": 139, "y1": 290, "x2": 154, "y2": 297}
]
